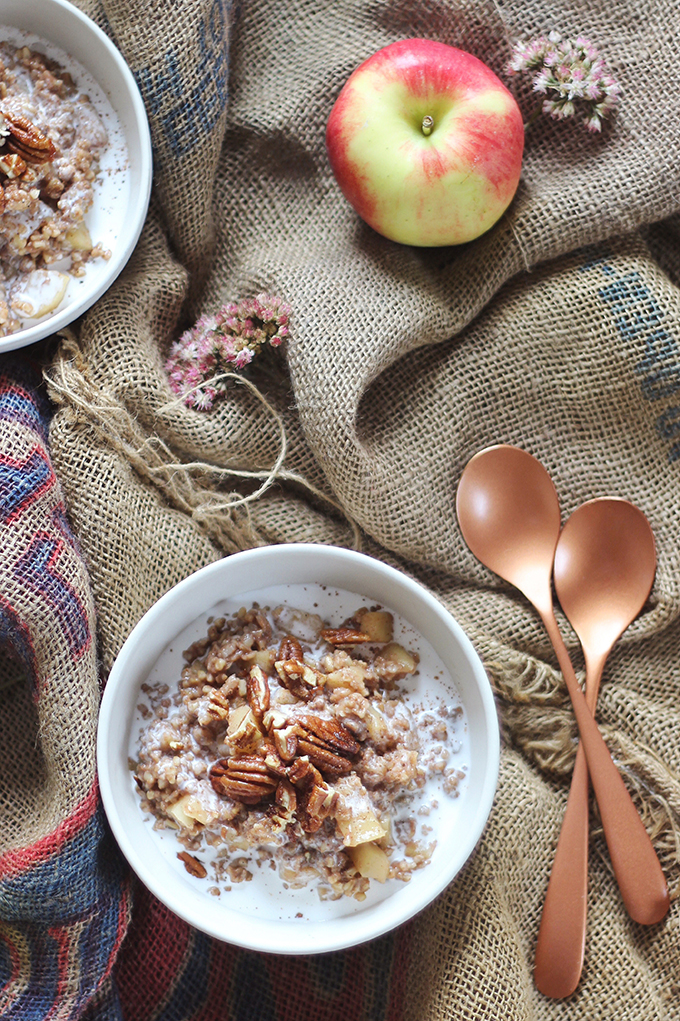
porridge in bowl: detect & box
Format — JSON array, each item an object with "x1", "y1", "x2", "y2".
[
  {"x1": 133, "y1": 586, "x2": 469, "y2": 904},
  {"x1": 0, "y1": 40, "x2": 111, "y2": 335},
  {"x1": 99, "y1": 545, "x2": 498, "y2": 952}
]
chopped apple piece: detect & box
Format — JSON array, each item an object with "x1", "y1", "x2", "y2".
[
  {"x1": 275, "y1": 690, "x2": 298, "y2": 705},
  {"x1": 227, "y1": 704, "x2": 263, "y2": 751},
  {"x1": 364, "y1": 702, "x2": 389, "y2": 742},
  {"x1": 333, "y1": 774, "x2": 388, "y2": 846},
  {"x1": 374, "y1": 642, "x2": 418, "y2": 679},
  {"x1": 324, "y1": 663, "x2": 368, "y2": 694},
  {"x1": 249, "y1": 649, "x2": 276, "y2": 673},
  {"x1": 167, "y1": 794, "x2": 208, "y2": 828},
  {"x1": 166, "y1": 800, "x2": 192, "y2": 829},
  {"x1": 228, "y1": 704, "x2": 251, "y2": 733},
  {"x1": 272, "y1": 604, "x2": 324, "y2": 642},
  {"x1": 348, "y1": 841, "x2": 390, "y2": 882},
  {"x1": 65, "y1": 223, "x2": 93, "y2": 250},
  {"x1": 10, "y1": 270, "x2": 69, "y2": 319},
  {"x1": 357, "y1": 610, "x2": 393, "y2": 643}
]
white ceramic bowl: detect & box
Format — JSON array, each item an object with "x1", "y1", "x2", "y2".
[
  {"x1": 0, "y1": 0, "x2": 152, "y2": 352},
  {"x1": 98, "y1": 544, "x2": 500, "y2": 954}
]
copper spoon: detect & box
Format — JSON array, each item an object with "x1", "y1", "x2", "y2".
[
  {"x1": 534, "y1": 498, "x2": 658, "y2": 998},
  {"x1": 455, "y1": 446, "x2": 669, "y2": 928}
]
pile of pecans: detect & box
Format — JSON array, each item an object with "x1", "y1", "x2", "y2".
[{"x1": 205, "y1": 621, "x2": 412, "y2": 836}]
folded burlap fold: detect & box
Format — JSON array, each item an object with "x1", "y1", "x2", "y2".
[{"x1": 2, "y1": 0, "x2": 680, "y2": 1017}]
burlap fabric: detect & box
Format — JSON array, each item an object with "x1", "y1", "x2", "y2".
[
  {"x1": 2, "y1": 0, "x2": 679, "y2": 1016},
  {"x1": 0, "y1": 357, "x2": 130, "y2": 1019}
]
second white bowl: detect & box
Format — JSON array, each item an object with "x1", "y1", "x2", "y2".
[{"x1": 0, "y1": 0, "x2": 152, "y2": 351}]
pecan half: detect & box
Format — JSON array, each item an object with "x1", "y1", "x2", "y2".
[
  {"x1": 196, "y1": 685, "x2": 231, "y2": 725},
  {"x1": 262, "y1": 708, "x2": 299, "y2": 761},
  {"x1": 298, "y1": 807, "x2": 324, "y2": 834},
  {"x1": 296, "y1": 714, "x2": 361, "y2": 756},
  {"x1": 267, "y1": 777, "x2": 298, "y2": 834},
  {"x1": 262, "y1": 708, "x2": 288, "y2": 730},
  {"x1": 209, "y1": 756, "x2": 277, "y2": 804},
  {"x1": 279, "y1": 636, "x2": 303, "y2": 662},
  {"x1": 290, "y1": 713, "x2": 359, "y2": 775},
  {"x1": 319, "y1": 627, "x2": 371, "y2": 645},
  {"x1": 247, "y1": 664, "x2": 270, "y2": 719},
  {"x1": 261, "y1": 743, "x2": 288, "y2": 778},
  {"x1": 177, "y1": 851, "x2": 207, "y2": 879},
  {"x1": 2, "y1": 112, "x2": 57, "y2": 164},
  {"x1": 305, "y1": 782, "x2": 338, "y2": 820},
  {"x1": 297, "y1": 739, "x2": 353, "y2": 775},
  {"x1": 274, "y1": 778, "x2": 297, "y2": 818},
  {"x1": 285, "y1": 752, "x2": 329, "y2": 830}
]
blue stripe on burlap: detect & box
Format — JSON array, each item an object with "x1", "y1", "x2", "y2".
[
  {"x1": 81, "y1": 978, "x2": 126, "y2": 1021},
  {"x1": 0, "y1": 808, "x2": 129, "y2": 1019},
  {"x1": 232, "y1": 952, "x2": 277, "y2": 1021},
  {"x1": 150, "y1": 928, "x2": 214, "y2": 1021}
]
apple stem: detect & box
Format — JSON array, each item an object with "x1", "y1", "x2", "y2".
[{"x1": 421, "y1": 115, "x2": 434, "y2": 136}]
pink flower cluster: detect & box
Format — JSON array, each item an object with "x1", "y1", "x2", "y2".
[
  {"x1": 507, "y1": 31, "x2": 622, "y2": 132},
  {"x1": 166, "y1": 293, "x2": 291, "y2": 410}
]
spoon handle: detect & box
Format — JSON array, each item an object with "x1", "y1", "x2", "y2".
[
  {"x1": 539, "y1": 608, "x2": 669, "y2": 927},
  {"x1": 534, "y1": 652, "x2": 605, "y2": 998},
  {"x1": 534, "y1": 742, "x2": 589, "y2": 998}
]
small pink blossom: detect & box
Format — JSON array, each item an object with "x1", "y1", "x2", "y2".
[
  {"x1": 165, "y1": 292, "x2": 291, "y2": 410},
  {"x1": 507, "y1": 31, "x2": 622, "y2": 132}
]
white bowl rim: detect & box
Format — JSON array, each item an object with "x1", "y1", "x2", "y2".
[
  {"x1": 98, "y1": 544, "x2": 500, "y2": 954},
  {"x1": 0, "y1": 0, "x2": 153, "y2": 353}
]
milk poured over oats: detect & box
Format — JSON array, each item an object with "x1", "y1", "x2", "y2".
[{"x1": 132, "y1": 584, "x2": 470, "y2": 922}]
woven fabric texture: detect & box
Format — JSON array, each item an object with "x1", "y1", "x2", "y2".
[
  {"x1": 0, "y1": 358, "x2": 130, "y2": 1019},
  {"x1": 0, "y1": 0, "x2": 679, "y2": 1017}
]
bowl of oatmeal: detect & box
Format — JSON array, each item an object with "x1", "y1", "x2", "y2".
[
  {"x1": 98, "y1": 544, "x2": 500, "y2": 955},
  {"x1": 0, "y1": 0, "x2": 152, "y2": 350}
]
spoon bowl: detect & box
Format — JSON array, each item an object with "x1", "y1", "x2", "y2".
[
  {"x1": 554, "y1": 498, "x2": 656, "y2": 662},
  {"x1": 456, "y1": 444, "x2": 560, "y2": 609}
]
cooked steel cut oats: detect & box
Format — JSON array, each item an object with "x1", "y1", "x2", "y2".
[
  {"x1": 134, "y1": 601, "x2": 465, "y2": 901},
  {"x1": 0, "y1": 41, "x2": 110, "y2": 335}
]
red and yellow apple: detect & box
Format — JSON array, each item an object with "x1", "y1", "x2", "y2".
[{"x1": 325, "y1": 39, "x2": 524, "y2": 247}]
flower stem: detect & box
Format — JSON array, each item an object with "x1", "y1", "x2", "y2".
[{"x1": 523, "y1": 104, "x2": 543, "y2": 131}]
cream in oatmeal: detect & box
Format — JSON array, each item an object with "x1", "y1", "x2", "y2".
[
  {"x1": 134, "y1": 589, "x2": 468, "y2": 903},
  {"x1": 0, "y1": 40, "x2": 110, "y2": 335}
]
